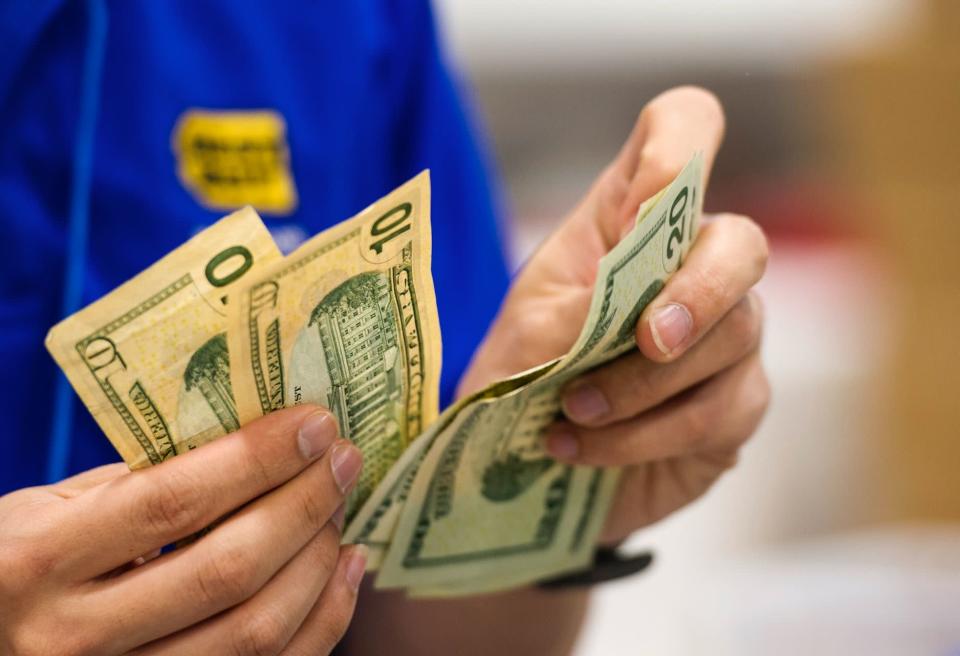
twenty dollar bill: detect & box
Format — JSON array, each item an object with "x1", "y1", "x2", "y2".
[{"x1": 376, "y1": 154, "x2": 704, "y2": 592}]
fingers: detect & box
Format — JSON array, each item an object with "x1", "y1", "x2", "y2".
[
  {"x1": 132, "y1": 526, "x2": 353, "y2": 656},
  {"x1": 611, "y1": 86, "x2": 725, "y2": 238},
  {"x1": 64, "y1": 405, "x2": 338, "y2": 579},
  {"x1": 600, "y1": 449, "x2": 738, "y2": 543},
  {"x1": 84, "y1": 438, "x2": 362, "y2": 651},
  {"x1": 280, "y1": 545, "x2": 367, "y2": 656},
  {"x1": 546, "y1": 351, "x2": 769, "y2": 467},
  {"x1": 562, "y1": 292, "x2": 763, "y2": 428},
  {"x1": 637, "y1": 213, "x2": 768, "y2": 362}
]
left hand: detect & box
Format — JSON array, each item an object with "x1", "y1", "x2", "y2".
[
  {"x1": 0, "y1": 407, "x2": 365, "y2": 656},
  {"x1": 457, "y1": 86, "x2": 770, "y2": 544}
]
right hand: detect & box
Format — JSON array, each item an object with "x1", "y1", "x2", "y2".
[{"x1": 0, "y1": 405, "x2": 366, "y2": 656}]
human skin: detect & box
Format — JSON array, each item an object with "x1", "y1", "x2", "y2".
[
  {"x1": 343, "y1": 86, "x2": 770, "y2": 656},
  {"x1": 0, "y1": 85, "x2": 769, "y2": 656},
  {"x1": 0, "y1": 405, "x2": 367, "y2": 655}
]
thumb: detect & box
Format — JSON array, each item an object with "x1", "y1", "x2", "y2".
[{"x1": 610, "y1": 86, "x2": 726, "y2": 241}]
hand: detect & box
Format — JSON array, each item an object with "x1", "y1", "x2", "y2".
[
  {"x1": 458, "y1": 86, "x2": 770, "y2": 543},
  {"x1": 0, "y1": 405, "x2": 366, "y2": 656}
]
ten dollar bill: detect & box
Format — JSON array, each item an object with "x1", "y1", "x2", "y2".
[
  {"x1": 45, "y1": 208, "x2": 282, "y2": 469},
  {"x1": 227, "y1": 172, "x2": 441, "y2": 520}
]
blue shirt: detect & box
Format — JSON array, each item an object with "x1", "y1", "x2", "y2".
[{"x1": 0, "y1": 0, "x2": 510, "y2": 494}]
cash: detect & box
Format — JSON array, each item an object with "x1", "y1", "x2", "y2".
[
  {"x1": 226, "y1": 171, "x2": 440, "y2": 518},
  {"x1": 369, "y1": 154, "x2": 703, "y2": 592},
  {"x1": 46, "y1": 155, "x2": 702, "y2": 596},
  {"x1": 46, "y1": 207, "x2": 283, "y2": 468}
]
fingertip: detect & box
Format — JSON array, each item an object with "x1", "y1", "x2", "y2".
[
  {"x1": 331, "y1": 503, "x2": 345, "y2": 533},
  {"x1": 561, "y1": 381, "x2": 610, "y2": 425},
  {"x1": 280, "y1": 402, "x2": 327, "y2": 419},
  {"x1": 344, "y1": 544, "x2": 368, "y2": 592},
  {"x1": 298, "y1": 412, "x2": 339, "y2": 460},
  {"x1": 237, "y1": 402, "x2": 327, "y2": 440},
  {"x1": 330, "y1": 441, "x2": 363, "y2": 495},
  {"x1": 637, "y1": 303, "x2": 693, "y2": 362},
  {"x1": 666, "y1": 86, "x2": 725, "y2": 130},
  {"x1": 544, "y1": 429, "x2": 580, "y2": 462}
]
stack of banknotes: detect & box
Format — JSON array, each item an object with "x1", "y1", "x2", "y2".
[{"x1": 46, "y1": 154, "x2": 703, "y2": 596}]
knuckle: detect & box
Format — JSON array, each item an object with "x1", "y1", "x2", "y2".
[
  {"x1": 194, "y1": 543, "x2": 261, "y2": 608},
  {"x1": 7, "y1": 621, "x2": 43, "y2": 656},
  {"x1": 8, "y1": 633, "x2": 47, "y2": 656},
  {"x1": 711, "y1": 448, "x2": 741, "y2": 472},
  {"x1": 0, "y1": 540, "x2": 53, "y2": 592},
  {"x1": 744, "y1": 221, "x2": 770, "y2": 277},
  {"x1": 314, "y1": 604, "x2": 354, "y2": 653},
  {"x1": 295, "y1": 485, "x2": 327, "y2": 531},
  {"x1": 726, "y1": 296, "x2": 763, "y2": 357},
  {"x1": 242, "y1": 442, "x2": 275, "y2": 490},
  {"x1": 10, "y1": 616, "x2": 98, "y2": 656},
  {"x1": 609, "y1": 436, "x2": 641, "y2": 467},
  {"x1": 295, "y1": 482, "x2": 339, "y2": 531},
  {"x1": 726, "y1": 361, "x2": 770, "y2": 450},
  {"x1": 619, "y1": 366, "x2": 658, "y2": 413},
  {"x1": 683, "y1": 399, "x2": 717, "y2": 450},
  {"x1": 749, "y1": 367, "x2": 772, "y2": 420},
  {"x1": 58, "y1": 633, "x2": 100, "y2": 656},
  {"x1": 690, "y1": 259, "x2": 731, "y2": 313},
  {"x1": 721, "y1": 213, "x2": 769, "y2": 278},
  {"x1": 135, "y1": 470, "x2": 206, "y2": 537},
  {"x1": 314, "y1": 531, "x2": 341, "y2": 580},
  {"x1": 748, "y1": 291, "x2": 766, "y2": 325},
  {"x1": 233, "y1": 607, "x2": 291, "y2": 656}
]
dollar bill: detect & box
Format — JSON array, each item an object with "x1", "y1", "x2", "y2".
[
  {"x1": 227, "y1": 171, "x2": 441, "y2": 520},
  {"x1": 345, "y1": 358, "x2": 559, "y2": 569},
  {"x1": 48, "y1": 155, "x2": 704, "y2": 596},
  {"x1": 45, "y1": 208, "x2": 282, "y2": 469},
  {"x1": 375, "y1": 154, "x2": 704, "y2": 593}
]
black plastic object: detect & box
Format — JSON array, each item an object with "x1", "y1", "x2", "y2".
[{"x1": 538, "y1": 548, "x2": 654, "y2": 589}]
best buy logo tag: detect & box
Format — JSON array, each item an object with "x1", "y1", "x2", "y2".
[{"x1": 172, "y1": 109, "x2": 297, "y2": 215}]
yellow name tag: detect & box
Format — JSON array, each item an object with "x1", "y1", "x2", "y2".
[{"x1": 172, "y1": 110, "x2": 297, "y2": 215}]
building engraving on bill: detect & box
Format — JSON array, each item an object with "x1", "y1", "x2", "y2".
[
  {"x1": 310, "y1": 271, "x2": 403, "y2": 507},
  {"x1": 183, "y1": 333, "x2": 239, "y2": 435}
]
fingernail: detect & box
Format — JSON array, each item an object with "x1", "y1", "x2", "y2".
[
  {"x1": 331, "y1": 442, "x2": 362, "y2": 494},
  {"x1": 332, "y1": 504, "x2": 345, "y2": 532},
  {"x1": 650, "y1": 303, "x2": 693, "y2": 355},
  {"x1": 346, "y1": 544, "x2": 368, "y2": 592},
  {"x1": 298, "y1": 412, "x2": 338, "y2": 460},
  {"x1": 563, "y1": 383, "x2": 610, "y2": 423},
  {"x1": 545, "y1": 432, "x2": 580, "y2": 461}
]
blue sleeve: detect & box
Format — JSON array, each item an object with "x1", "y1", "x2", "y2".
[
  {"x1": 0, "y1": 0, "x2": 512, "y2": 494},
  {"x1": 385, "y1": 1, "x2": 512, "y2": 407},
  {"x1": 0, "y1": 1, "x2": 91, "y2": 493}
]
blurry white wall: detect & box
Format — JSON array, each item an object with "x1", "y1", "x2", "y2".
[{"x1": 437, "y1": 0, "x2": 916, "y2": 73}]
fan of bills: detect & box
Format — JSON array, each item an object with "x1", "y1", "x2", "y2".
[{"x1": 47, "y1": 155, "x2": 702, "y2": 596}]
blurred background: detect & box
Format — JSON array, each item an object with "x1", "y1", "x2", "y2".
[{"x1": 437, "y1": 0, "x2": 960, "y2": 653}]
